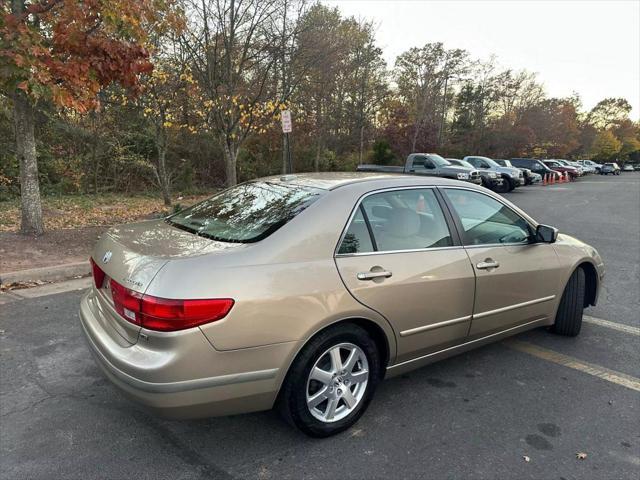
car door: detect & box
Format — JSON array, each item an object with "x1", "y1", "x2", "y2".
[
  {"x1": 441, "y1": 187, "x2": 563, "y2": 336},
  {"x1": 407, "y1": 155, "x2": 437, "y2": 176},
  {"x1": 335, "y1": 187, "x2": 475, "y2": 364}
]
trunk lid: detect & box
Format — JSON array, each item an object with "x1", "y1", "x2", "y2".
[{"x1": 91, "y1": 219, "x2": 246, "y2": 345}]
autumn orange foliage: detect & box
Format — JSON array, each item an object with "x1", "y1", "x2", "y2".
[{"x1": 0, "y1": 0, "x2": 183, "y2": 111}]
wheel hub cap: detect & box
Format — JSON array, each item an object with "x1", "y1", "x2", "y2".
[{"x1": 305, "y1": 342, "x2": 369, "y2": 423}]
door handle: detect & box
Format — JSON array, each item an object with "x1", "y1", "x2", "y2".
[
  {"x1": 476, "y1": 259, "x2": 500, "y2": 270},
  {"x1": 357, "y1": 270, "x2": 393, "y2": 281}
]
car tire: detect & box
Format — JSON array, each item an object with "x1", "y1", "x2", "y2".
[
  {"x1": 495, "y1": 176, "x2": 511, "y2": 193},
  {"x1": 277, "y1": 324, "x2": 380, "y2": 437},
  {"x1": 552, "y1": 267, "x2": 585, "y2": 337}
]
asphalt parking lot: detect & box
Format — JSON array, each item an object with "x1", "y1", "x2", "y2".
[{"x1": 1, "y1": 173, "x2": 639, "y2": 480}]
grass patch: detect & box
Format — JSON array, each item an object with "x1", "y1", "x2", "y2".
[{"x1": 0, "y1": 192, "x2": 214, "y2": 232}]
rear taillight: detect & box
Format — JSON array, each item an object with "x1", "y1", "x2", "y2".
[
  {"x1": 90, "y1": 257, "x2": 106, "y2": 288},
  {"x1": 110, "y1": 279, "x2": 143, "y2": 325},
  {"x1": 108, "y1": 278, "x2": 233, "y2": 332},
  {"x1": 140, "y1": 296, "x2": 235, "y2": 332}
]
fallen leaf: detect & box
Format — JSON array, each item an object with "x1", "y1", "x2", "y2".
[
  {"x1": 523, "y1": 455, "x2": 530, "y2": 462},
  {"x1": 576, "y1": 452, "x2": 587, "y2": 460}
]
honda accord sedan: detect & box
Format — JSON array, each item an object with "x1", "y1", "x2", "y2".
[{"x1": 80, "y1": 173, "x2": 604, "y2": 437}]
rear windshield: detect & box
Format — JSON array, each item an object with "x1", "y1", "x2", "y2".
[{"x1": 166, "y1": 182, "x2": 324, "y2": 243}]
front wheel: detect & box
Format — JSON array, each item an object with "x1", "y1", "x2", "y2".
[
  {"x1": 495, "y1": 177, "x2": 512, "y2": 193},
  {"x1": 277, "y1": 324, "x2": 380, "y2": 437},
  {"x1": 551, "y1": 268, "x2": 585, "y2": 337}
]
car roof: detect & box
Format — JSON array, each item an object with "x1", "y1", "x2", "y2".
[{"x1": 258, "y1": 172, "x2": 469, "y2": 191}]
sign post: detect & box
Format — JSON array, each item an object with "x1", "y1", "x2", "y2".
[{"x1": 281, "y1": 109, "x2": 293, "y2": 174}]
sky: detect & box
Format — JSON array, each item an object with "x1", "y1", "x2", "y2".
[{"x1": 323, "y1": 0, "x2": 640, "y2": 119}]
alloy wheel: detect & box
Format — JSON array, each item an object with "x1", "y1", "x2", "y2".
[{"x1": 305, "y1": 342, "x2": 369, "y2": 423}]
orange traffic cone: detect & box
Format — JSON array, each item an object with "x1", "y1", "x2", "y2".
[
  {"x1": 542, "y1": 174, "x2": 547, "y2": 186},
  {"x1": 551, "y1": 173, "x2": 555, "y2": 185}
]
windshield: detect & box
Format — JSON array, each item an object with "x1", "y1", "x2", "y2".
[
  {"x1": 457, "y1": 160, "x2": 474, "y2": 169},
  {"x1": 482, "y1": 157, "x2": 500, "y2": 168},
  {"x1": 167, "y1": 182, "x2": 324, "y2": 243},
  {"x1": 427, "y1": 154, "x2": 451, "y2": 167}
]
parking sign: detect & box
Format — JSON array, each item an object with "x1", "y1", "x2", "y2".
[{"x1": 281, "y1": 110, "x2": 292, "y2": 133}]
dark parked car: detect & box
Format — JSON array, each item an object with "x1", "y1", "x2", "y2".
[
  {"x1": 357, "y1": 154, "x2": 482, "y2": 184},
  {"x1": 495, "y1": 159, "x2": 541, "y2": 185},
  {"x1": 543, "y1": 160, "x2": 579, "y2": 180},
  {"x1": 600, "y1": 163, "x2": 620, "y2": 175},
  {"x1": 510, "y1": 158, "x2": 561, "y2": 182},
  {"x1": 447, "y1": 158, "x2": 505, "y2": 191}
]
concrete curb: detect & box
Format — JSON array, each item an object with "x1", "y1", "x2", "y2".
[{"x1": 1, "y1": 261, "x2": 90, "y2": 286}]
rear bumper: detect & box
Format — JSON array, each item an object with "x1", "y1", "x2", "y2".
[{"x1": 80, "y1": 290, "x2": 293, "y2": 418}]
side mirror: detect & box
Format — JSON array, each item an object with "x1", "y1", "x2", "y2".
[{"x1": 536, "y1": 224, "x2": 558, "y2": 243}]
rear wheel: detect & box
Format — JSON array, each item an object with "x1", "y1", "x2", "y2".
[
  {"x1": 552, "y1": 268, "x2": 585, "y2": 337},
  {"x1": 278, "y1": 324, "x2": 380, "y2": 437}
]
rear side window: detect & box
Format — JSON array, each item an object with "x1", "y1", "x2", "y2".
[
  {"x1": 337, "y1": 208, "x2": 374, "y2": 254},
  {"x1": 167, "y1": 182, "x2": 324, "y2": 243},
  {"x1": 338, "y1": 188, "x2": 453, "y2": 254}
]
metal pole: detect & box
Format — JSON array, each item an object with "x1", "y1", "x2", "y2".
[{"x1": 286, "y1": 132, "x2": 293, "y2": 173}]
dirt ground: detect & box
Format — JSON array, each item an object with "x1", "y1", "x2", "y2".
[
  {"x1": 0, "y1": 193, "x2": 212, "y2": 274},
  {"x1": 0, "y1": 226, "x2": 106, "y2": 273}
]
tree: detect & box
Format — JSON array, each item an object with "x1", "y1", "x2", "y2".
[
  {"x1": 395, "y1": 43, "x2": 470, "y2": 152},
  {"x1": 183, "y1": 0, "x2": 289, "y2": 187},
  {"x1": 1, "y1": 0, "x2": 180, "y2": 234},
  {"x1": 295, "y1": 4, "x2": 346, "y2": 171},
  {"x1": 587, "y1": 98, "x2": 632, "y2": 130},
  {"x1": 591, "y1": 130, "x2": 622, "y2": 161}
]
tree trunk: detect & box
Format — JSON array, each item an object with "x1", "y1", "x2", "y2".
[
  {"x1": 12, "y1": 91, "x2": 44, "y2": 236},
  {"x1": 282, "y1": 133, "x2": 288, "y2": 174},
  {"x1": 411, "y1": 121, "x2": 420, "y2": 153},
  {"x1": 438, "y1": 75, "x2": 449, "y2": 146},
  {"x1": 314, "y1": 138, "x2": 321, "y2": 172},
  {"x1": 315, "y1": 96, "x2": 322, "y2": 172},
  {"x1": 223, "y1": 141, "x2": 238, "y2": 187},
  {"x1": 155, "y1": 123, "x2": 171, "y2": 206},
  {"x1": 359, "y1": 124, "x2": 365, "y2": 164}
]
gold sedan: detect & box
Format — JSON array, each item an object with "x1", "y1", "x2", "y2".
[{"x1": 80, "y1": 173, "x2": 604, "y2": 437}]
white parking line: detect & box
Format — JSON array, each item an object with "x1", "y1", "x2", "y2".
[
  {"x1": 505, "y1": 340, "x2": 640, "y2": 392},
  {"x1": 584, "y1": 315, "x2": 640, "y2": 336}
]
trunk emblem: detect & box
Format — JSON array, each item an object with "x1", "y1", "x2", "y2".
[{"x1": 102, "y1": 251, "x2": 112, "y2": 264}]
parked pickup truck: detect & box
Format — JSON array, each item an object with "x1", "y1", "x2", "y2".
[
  {"x1": 463, "y1": 156, "x2": 524, "y2": 192},
  {"x1": 356, "y1": 153, "x2": 482, "y2": 184}
]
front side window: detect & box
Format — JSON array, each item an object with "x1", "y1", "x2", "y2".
[
  {"x1": 167, "y1": 182, "x2": 324, "y2": 243},
  {"x1": 337, "y1": 189, "x2": 453, "y2": 254},
  {"x1": 443, "y1": 189, "x2": 532, "y2": 245}
]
